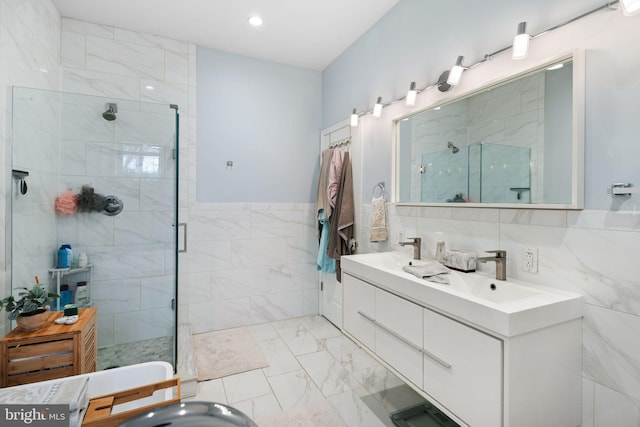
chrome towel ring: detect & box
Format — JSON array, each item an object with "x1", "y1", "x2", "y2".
[{"x1": 372, "y1": 182, "x2": 386, "y2": 198}]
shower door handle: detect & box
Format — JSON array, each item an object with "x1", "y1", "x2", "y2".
[{"x1": 178, "y1": 223, "x2": 187, "y2": 253}]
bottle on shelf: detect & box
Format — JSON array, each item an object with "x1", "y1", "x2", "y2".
[
  {"x1": 61, "y1": 244, "x2": 73, "y2": 267},
  {"x1": 77, "y1": 253, "x2": 88, "y2": 268},
  {"x1": 75, "y1": 281, "x2": 88, "y2": 307},
  {"x1": 57, "y1": 246, "x2": 69, "y2": 269},
  {"x1": 59, "y1": 284, "x2": 72, "y2": 310}
]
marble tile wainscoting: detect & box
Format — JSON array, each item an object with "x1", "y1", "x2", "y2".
[
  {"x1": 356, "y1": 203, "x2": 640, "y2": 426},
  {"x1": 179, "y1": 203, "x2": 319, "y2": 334}
]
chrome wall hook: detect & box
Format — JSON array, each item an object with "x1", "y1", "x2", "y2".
[{"x1": 12, "y1": 169, "x2": 29, "y2": 195}]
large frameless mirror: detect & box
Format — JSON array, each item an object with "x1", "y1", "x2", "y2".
[{"x1": 395, "y1": 53, "x2": 584, "y2": 209}]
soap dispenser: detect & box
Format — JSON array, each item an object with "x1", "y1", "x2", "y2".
[{"x1": 435, "y1": 241, "x2": 446, "y2": 263}]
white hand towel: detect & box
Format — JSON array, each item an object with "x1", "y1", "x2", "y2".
[
  {"x1": 368, "y1": 196, "x2": 388, "y2": 242},
  {"x1": 402, "y1": 262, "x2": 451, "y2": 284}
]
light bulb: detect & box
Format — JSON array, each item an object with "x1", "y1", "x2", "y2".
[
  {"x1": 350, "y1": 109, "x2": 359, "y2": 127},
  {"x1": 512, "y1": 22, "x2": 530, "y2": 60},
  {"x1": 248, "y1": 16, "x2": 263, "y2": 26},
  {"x1": 373, "y1": 97, "x2": 383, "y2": 118},
  {"x1": 447, "y1": 56, "x2": 464, "y2": 86},
  {"x1": 406, "y1": 82, "x2": 417, "y2": 106}
]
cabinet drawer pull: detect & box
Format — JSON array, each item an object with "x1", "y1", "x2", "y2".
[
  {"x1": 421, "y1": 348, "x2": 452, "y2": 369},
  {"x1": 357, "y1": 311, "x2": 422, "y2": 352},
  {"x1": 357, "y1": 310, "x2": 375, "y2": 323}
]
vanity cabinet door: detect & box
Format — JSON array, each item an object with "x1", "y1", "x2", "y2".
[
  {"x1": 423, "y1": 309, "x2": 503, "y2": 427},
  {"x1": 342, "y1": 274, "x2": 375, "y2": 351},
  {"x1": 375, "y1": 288, "x2": 423, "y2": 388}
]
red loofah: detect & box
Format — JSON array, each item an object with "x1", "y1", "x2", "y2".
[{"x1": 55, "y1": 189, "x2": 78, "y2": 216}]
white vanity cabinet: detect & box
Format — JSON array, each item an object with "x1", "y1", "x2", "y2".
[
  {"x1": 342, "y1": 270, "x2": 582, "y2": 427},
  {"x1": 342, "y1": 273, "x2": 375, "y2": 350},
  {"x1": 375, "y1": 287, "x2": 423, "y2": 387},
  {"x1": 343, "y1": 274, "x2": 423, "y2": 387},
  {"x1": 423, "y1": 308, "x2": 502, "y2": 426}
]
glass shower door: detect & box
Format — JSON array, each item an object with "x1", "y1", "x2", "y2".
[
  {"x1": 421, "y1": 149, "x2": 469, "y2": 203},
  {"x1": 11, "y1": 87, "x2": 179, "y2": 370},
  {"x1": 477, "y1": 143, "x2": 531, "y2": 203}
]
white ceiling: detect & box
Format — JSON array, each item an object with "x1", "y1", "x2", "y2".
[{"x1": 51, "y1": 0, "x2": 400, "y2": 70}]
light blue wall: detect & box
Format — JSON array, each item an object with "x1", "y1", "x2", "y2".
[
  {"x1": 197, "y1": 47, "x2": 322, "y2": 202},
  {"x1": 321, "y1": 0, "x2": 639, "y2": 210}
]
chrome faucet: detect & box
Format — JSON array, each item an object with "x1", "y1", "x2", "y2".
[
  {"x1": 477, "y1": 250, "x2": 507, "y2": 280},
  {"x1": 399, "y1": 237, "x2": 422, "y2": 260}
]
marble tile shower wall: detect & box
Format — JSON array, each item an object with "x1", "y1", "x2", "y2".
[
  {"x1": 180, "y1": 203, "x2": 318, "y2": 335},
  {"x1": 60, "y1": 17, "x2": 196, "y2": 347},
  {"x1": 11, "y1": 89, "x2": 61, "y2": 290},
  {"x1": 467, "y1": 72, "x2": 544, "y2": 202},
  {"x1": 0, "y1": 0, "x2": 61, "y2": 334},
  {"x1": 357, "y1": 203, "x2": 640, "y2": 425},
  {"x1": 409, "y1": 101, "x2": 467, "y2": 202}
]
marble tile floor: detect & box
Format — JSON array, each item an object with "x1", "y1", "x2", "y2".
[
  {"x1": 186, "y1": 315, "x2": 427, "y2": 427},
  {"x1": 97, "y1": 335, "x2": 174, "y2": 370}
]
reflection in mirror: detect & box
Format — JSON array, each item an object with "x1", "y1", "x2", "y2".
[{"x1": 396, "y1": 57, "x2": 577, "y2": 207}]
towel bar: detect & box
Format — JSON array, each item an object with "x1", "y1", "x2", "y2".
[{"x1": 610, "y1": 182, "x2": 640, "y2": 197}]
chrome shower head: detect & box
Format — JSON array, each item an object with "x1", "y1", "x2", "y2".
[
  {"x1": 102, "y1": 103, "x2": 117, "y2": 121},
  {"x1": 447, "y1": 141, "x2": 460, "y2": 154}
]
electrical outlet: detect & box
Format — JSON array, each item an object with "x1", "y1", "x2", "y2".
[{"x1": 522, "y1": 247, "x2": 538, "y2": 273}]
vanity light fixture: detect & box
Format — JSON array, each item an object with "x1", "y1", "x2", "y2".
[
  {"x1": 373, "y1": 97, "x2": 383, "y2": 117},
  {"x1": 512, "y1": 22, "x2": 531, "y2": 60},
  {"x1": 446, "y1": 56, "x2": 465, "y2": 86},
  {"x1": 350, "y1": 108, "x2": 359, "y2": 127},
  {"x1": 620, "y1": 0, "x2": 640, "y2": 15},
  {"x1": 436, "y1": 70, "x2": 452, "y2": 92},
  {"x1": 406, "y1": 82, "x2": 418, "y2": 106},
  {"x1": 248, "y1": 16, "x2": 263, "y2": 26},
  {"x1": 356, "y1": 1, "x2": 620, "y2": 123}
]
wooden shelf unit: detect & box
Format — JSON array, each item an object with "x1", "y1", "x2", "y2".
[{"x1": 0, "y1": 308, "x2": 97, "y2": 387}]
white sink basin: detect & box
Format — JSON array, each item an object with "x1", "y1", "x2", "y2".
[
  {"x1": 446, "y1": 273, "x2": 541, "y2": 304},
  {"x1": 341, "y1": 251, "x2": 583, "y2": 337}
]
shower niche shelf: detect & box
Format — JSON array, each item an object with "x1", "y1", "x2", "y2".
[{"x1": 49, "y1": 265, "x2": 93, "y2": 310}]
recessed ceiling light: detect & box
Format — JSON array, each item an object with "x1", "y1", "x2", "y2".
[
  {"x1": 145, "y1": 85, "x2": 155, "y2": 90},
  {"x1": 248, "y1": 16, "x2": 263, "y2": 26},
  {"x1": 547, "y1": 63, "x2": 564, "y2": 71}
]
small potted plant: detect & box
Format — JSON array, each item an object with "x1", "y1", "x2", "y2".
[{"x1": 0, "y1": 285, "x2": 59, "y2": 331}]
